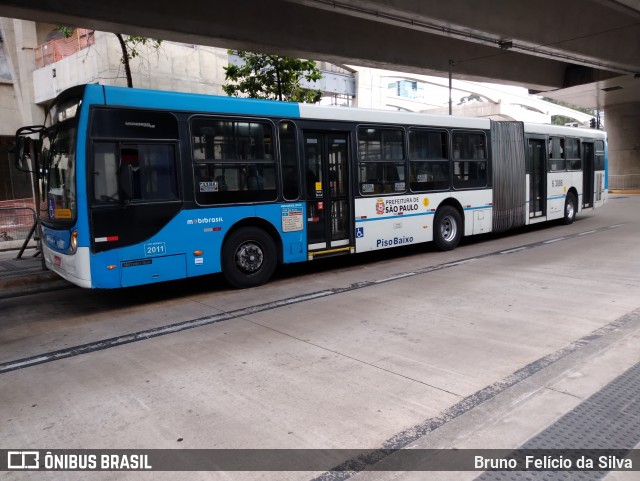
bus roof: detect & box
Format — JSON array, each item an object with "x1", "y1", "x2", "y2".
[{"x1": 82, "y1": 84, "x2": 605, "y2": 139}]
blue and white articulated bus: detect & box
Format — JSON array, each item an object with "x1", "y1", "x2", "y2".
[{"x1": 15, "y1": 84, "x2": 607, "y2": 289}]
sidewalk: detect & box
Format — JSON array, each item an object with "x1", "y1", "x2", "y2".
[{"x1": 0, "y1": 247, "x2": 70, "y2": 299}]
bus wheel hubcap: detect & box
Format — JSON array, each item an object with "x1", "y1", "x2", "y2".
[
  {"x1": 441, "y1": 216, "x2": 457, "y2": 241},
  {"x1": 236, "y1": 242, "x2": 264, "y2": 273},
  {"x1": 566, "y1": 202, "x2": 574, "y2": 219}
]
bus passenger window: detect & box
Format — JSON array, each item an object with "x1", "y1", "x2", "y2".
[
  {"x1": 452, "y1": 131, "x2": 487, "y2": 189},
  {"x1": 279, "y1": 121, "x2": 299, "y2": 200},
  {"x1": 565, "y1": 138, "x2": 581, "y2": 170},
  {"x1": 548, "y1": 137, "x2": 565, "y2": 171},
  {"x1": 191, "y1": 117, "x2": 277, "y2": 204},
  {"x1": 93, "y1": 142, "x2": 119, "y2": 203},
  {"x1": 409, "y1": 129, "x2": 449, "y2": 191},
  {"x1": 195, "y1": 164, "x2": 218, "y2": 193},
  {"x1": 594, "y1": 140, "x2": 605, "y2": 171},
  {"x1": 357, "y1": 127, "x2": 406, "y2": 195},
  {"x1": 121, "y1": 143, "x2": 178, "y2": 202},
  {"x1": 93, "y1": 142, "x2": 178, "y2": 204}
]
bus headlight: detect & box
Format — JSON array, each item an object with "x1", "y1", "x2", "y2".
[{"x1": 69, "y1": 229, "x2": 78, "y2": 254}]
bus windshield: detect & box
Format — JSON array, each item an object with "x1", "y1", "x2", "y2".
[{"x1": 40, "y1": 121, "x2": 77, "y2": 225}]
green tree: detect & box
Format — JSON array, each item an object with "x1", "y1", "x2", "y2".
[
  {"x1": 223, "y1": 51, "x2": 323, "y2": 102},
  {"x1": 58, "y1": 27, "x2": 162, "y2": 87}
]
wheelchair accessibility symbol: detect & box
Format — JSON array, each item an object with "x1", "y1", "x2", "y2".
[{"x1": 356, "y1": 227, "x2": 364, "y2": 238}]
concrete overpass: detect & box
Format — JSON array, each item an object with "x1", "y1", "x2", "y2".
[
  {"x1": 375, "y1": 71, "x2": 596, "y2": 124},
  {"x1": 0, "y1": 0, "x2": 639, "y2": 185}
]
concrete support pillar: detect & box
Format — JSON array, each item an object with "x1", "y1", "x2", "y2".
[
  {"x1": 0, "y1": 18, "x2": 42, "y2": 203},
  {"x1": 353, "y1": 67, "x2": 388, "y2": 110},
  {"x1": 604, "y1": 101, "x2": 640, "y2": 190},
  {"x1": 0, "y1": 18, "x2": 42, "y2": 128}
]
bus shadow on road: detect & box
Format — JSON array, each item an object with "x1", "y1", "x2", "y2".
[{"x1": 47, "y1": 214, "x2": 588, "y2": 313}]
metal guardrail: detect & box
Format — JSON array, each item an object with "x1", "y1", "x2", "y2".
[
  {"x1": 609, "y1": 174, "x2": 640, "y2": 190},
  {"x1": 0, "y1": 207, "x2": 40, "y2": 259}
]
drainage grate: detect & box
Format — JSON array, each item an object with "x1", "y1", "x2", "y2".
[{"x1": 474, "y1": 362, "x2": 640, "y2": 480}]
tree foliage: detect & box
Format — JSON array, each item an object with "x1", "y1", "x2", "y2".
[
  {"x1": 223, "y1": 51, "x2": 322, "y2": 102},
  {"x1": 57, "y1": 25, "x2": 74, "y2": 38},
  {"x1": 458, "y1": 93, "x2": 483, "y2": 105},
  {"x1": 115, "y1": 33, "x2": 162, "y2": 87},
  {"x1": 114, "y1": 34, "x2": 162, "y2": 87}
]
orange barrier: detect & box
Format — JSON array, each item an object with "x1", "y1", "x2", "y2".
[{"x1": 35, "y1": 29, "x2": 95, "y2": 68}]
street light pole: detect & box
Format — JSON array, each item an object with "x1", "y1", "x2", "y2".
[{"x1": 448, "y1": 59, "x2": 455, "y2": 116}]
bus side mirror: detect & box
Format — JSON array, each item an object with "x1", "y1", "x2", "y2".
[
  {"x1": 14, "y1": 137, "x2": 36, "y2": 173},
  {"x1": 15, "y1": 125, "x2": 46, "y2": 173}
]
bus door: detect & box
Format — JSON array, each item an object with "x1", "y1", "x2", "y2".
[
  {"x1": 582, "y1": 142, "x2": 595, "y2": 208},
  {"x1": 303, "y1": 132, "x2": 351, "y2": 254},
  {"x1": 527, "y1": 138, "x2": 546, "y2": 218}
]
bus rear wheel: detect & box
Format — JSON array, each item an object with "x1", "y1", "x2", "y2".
[
  {"x1": 563, "y1": 192, "x2": 577, "y2": 225},
  {"x1": 433, "y1": 206, "x2": 462, "y2": 251},
  {"x1": 222, "y1": 227, "x2": 277, "y2": 288}
]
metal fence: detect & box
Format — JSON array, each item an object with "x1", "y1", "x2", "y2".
[
  {"x1": 609, "y1": 174, "x2": 640, "y2": 190},
  {"x1": 0, "y1": 207, "x2": 38, "y2": 257}
]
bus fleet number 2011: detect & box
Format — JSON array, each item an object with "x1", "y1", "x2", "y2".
[{"x1": 144, "y1": 242, "x2": 167, "y2": 256}]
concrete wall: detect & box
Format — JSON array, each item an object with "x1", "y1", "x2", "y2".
[
  {"x1": 425, "y1": 101, "x2": 551, "y2": 123},
  {"x1": 131, "y1": 39, "x2": 228, "y2": 95},
  {"x1": 0, "y1": 18, "x2": 43, "y2": 133},
  {"x1": 352, "y1": 67, "x2": 388, "y2": 110},
  {"x1": 33, "y1": 31, "x2": 229, "y2": 103},
  {"x1": 0, "y1": 83, "x2": 22, "y2": 135}
]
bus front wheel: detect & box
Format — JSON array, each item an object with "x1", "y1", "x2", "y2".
[
  {"x1": 222, "y1": 227, "x2": 277, "y2": 288},
  {"x1": 433, "y1": 206, "x2": 463, "y2": 251},
  {"x1": 563, "y1": 193, "x2": 577, "y2": 225}
]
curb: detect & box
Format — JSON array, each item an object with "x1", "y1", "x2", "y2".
[
  {"x1": 609, "y1": 190, "x2": 640, "y2": 195},
  {"x1": 0, "y1": 271, "x2": 71, "y2": 299}
]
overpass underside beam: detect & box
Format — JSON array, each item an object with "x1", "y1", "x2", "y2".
[{"x1": 0, "y1": 0, "x2": 622, "y2": 92}]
